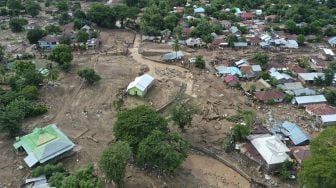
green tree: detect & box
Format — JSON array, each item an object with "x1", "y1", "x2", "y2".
[
  {"x1": 285, "y1": 20, "x2": 297, "y2": 34},
  {"x1": 46, "y1": 63, "x2": 59, "y2": 83},
  {"x1": 49, "y1": 44, "x2": 73, "y2": 71},
  {"x1": 25, "y1": 0, "x2": 41, "y2": 17},
  {"x1": 45, "y1": 25, "x2": 61, "y2": 35},
  {"x1": 113, "y1": 105, "x2": 168, "y2": 149},
  {"x1": 9, "y1": 17, "x2": 28, "y2": 32},
  {"x1": 253, "y1": 52, "x2": 268, "y2": 69},
  {"x1": 57, "y1": 0, "x2": 68, "y2": 12},
  {"x1": 77, "y1": 68, "x2": 101, "y2": 85},
  {"x1": 0, "y1": 100, "x2": 25, "y2": 136},
  {"x1": 137, "y1": 130, "x2": 189, "y2": 172},
  {"x1": 171, "y1": 104, "x2": 196, "y2": 131},
  {"x1": 172, "y1": 37, "x2": 180, "y2": 58},
  {"x1": 6, "y1": 0, "x2": 21, "y2": 12},
  {"x1": 324, "y1": 90, "x2": 336, "y2": 106},
  {"x1": 299, "y1": 126, "x2": 336, "y2": 188},
  {"x1": 297, "y1": 34, "x2": 305, "y2": 46},
  {"x1": 227, "y1": 34, "x2": 238, "y2": 48},
  {"x1": 87, "y1": 3, "x2": 116, "y2": 28},
  {"x1": 231, "y1": 123, "x2": 250, "y2": 142},
  {"x1": 195, "y1": 55, "x2": 205, "y2": 69},
  {"x1": 76, "y1": 29, "x2": 89, "y2": 43},
  {"x1": 27, "y1": 29, "x2": 46, "y2": 44},
  {"x1": 99, "y1": 141, "x2": 131, "y2": 187}
]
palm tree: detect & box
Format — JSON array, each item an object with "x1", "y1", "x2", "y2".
[
  {"x1": 172, "y1": 37, "x2": 181, "y2": 60},
  {"x1": 46, "y1": 63, "x2": 59, "y2": 84}
]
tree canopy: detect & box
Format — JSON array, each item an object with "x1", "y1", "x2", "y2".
[
  {"x1": 77, "y1": 68, "x2": 101, "y2": 85},
  {"x1": 299, "y1": 126, "x2": 336, "y2": 188},
  {"x1": 99, "y1": 141, "x2": 131, "y2": 186},
  {"x1": 49, "y1": 44, "x2": 73, "y2": 71},
  {"x1": 113, "y1": 105, "x2": 168, "y2": 149},
  {"x1": 136, "y1": 130, "x2": 189, "y2": 172}
]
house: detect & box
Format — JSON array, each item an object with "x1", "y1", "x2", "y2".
[
  {"x1": 86, "y1": 38, "x2": 100, "y2": 49},
  {"x1": 265, "y1": 15, "x2": 277, "y2": 22},
  {"x1": 306, "y1": 104, "x2": 336, "y2": 116},
  {"x1": 127, "y1": 74, "x2": 154, "y2": 97},
  {"x1": 251, "y1": 65, "x2": 262, "y2": 74},
  {"x1": 185, "y1": 38, "x2": 202, "y2": 47},
  {"x1": 162, "y1": 51, "x2": 184, "y2": 61},
  {"x1": 61, "y1": 22, "x2": 76, "y2": 41},
  {"x1": 224, "y1": 75, "x2": 239, "y2": 86},
  {"x1": 233, "y1": 42, "x2": 248, "y2": 49},
  {"x1": 240, "y1": 66, "x2": 255, "y2": 79},
  {"x1": 249, "y1": 37, "x2": 261, "y2": 46},
  {"x1": 294, "y1": 95, "x2": 327, "y2": 106},
  {"x1": 255, "y1": 90, "x2": 285, "y2": 103},
  {"x1": 255, "y1": 10, "x2": 262, "y2": 15},
  {"x1": 328, "y1": 36, "x2": 336, "y2": 47},
  {"x1": 273, "y1": 121, "x2": 310, "y2": 145},
  {"x1": 292, "y1": 88, "x2": 316, "y2": 96},
  {"x1": 215, "y1": 66, "x2": 242, "y2": 77},
  {"x1": 210, "y1": 38, "x2": 226, "y2": 49},
  {"x1": 320, "y1": 115, "x2": 336, "y2": 125},
  {"x1": 290, "y1": 146, "x2": 310, "y2": 164},
  {"x1": 229, "y1": 26, "x2": 240, "y2": 34},
  {"x1": 287, "y1": 64, "x2": 306, "y2": 76},
  {"x1": 235, "y1": 59, "x2": 249, "y2": 67},
  {"x1": 249, "y1": 134, "x2": 290, "y2": 169},
  {"x1": 24, "y1": 22, "x2": 39, "y2": 30},
  {"x1": 260, "y1": 34, "x2": 272, "y2": 42},
  {"x1": 310, "y1": 58, "x2": 327, "y2": 72},
  {"x1": 13, "y1": 124, "x2": 76, "y2": 167},
  {"x1": 182, "y1": 28, "x2": 192, "y2": 38},
  {"x1": 37, "y1": 35, "x2": 60, "y2": 49},
  {"x1": 240, "y1": 13, "x2": 256, "y2": 20},
  {"x1": 23, "y1": 175, "x2": 51, "y2": 188},
  {"x1": 174, "y1": 6, "x2": 184, "y2": 13},
  {"x1": 194, "y1": 7, "x2": 205, "y2": 14},
  {"x1": 298, "y1": 72, "x2": 324, "y2": 84},
  {"x1": 269, "y1": 69, "x2": 293, "y2": 83},
  {"x1": 241, "y1": 78, "x2": 271, "y2": 92},
  {"x1": 277, "y1": 82, "x2": 304, "y2": 91},
  {"x1": 220, "y1": 20, "x2": 232, "y2": 29},
  {"x1": 319, "y1": 48, "x2": 335, "y2": 61}
]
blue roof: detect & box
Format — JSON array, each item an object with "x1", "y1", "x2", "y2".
[
  {"x1": 215, "y1": 66, "x2": 242, "y2": 76},
  {"x1": 194, "y1": 7, "x2": 205, "y2": 13},
  {"x1": 278, "y1": 121, "x2": 310, "y2": 145}
]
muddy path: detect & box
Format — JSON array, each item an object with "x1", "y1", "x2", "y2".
[{"x1": 129, "y1": 34, "x2": 194, "y2": 96}]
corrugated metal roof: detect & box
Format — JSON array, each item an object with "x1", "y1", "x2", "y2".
[
  {"x1": 321, "y1": 115, "x2": 336, "y2": 123},
  {"x1": 215, "y1": 66, "x2": 242, "y2": 76},
  {"x1": 279, "y1": 121, "x2": 310, "y2": 145},
  {"x1": 250, "y1": 134, "x2": 290, "y2": 165},
  {"x1": 14, "y1": 124, "x2": 75, "y2": 167},
  {"x1": 162, "y1": 51, "x2": 184, "y2": 60},
  {"x1": 295, "y1": 95, "x2": 327, "y2": 105},
  {"x1": 127, "y1": 74, "x2": 154, "y2": 92},
  {"x1": 298, "y1": 73, "x2": 324, "y2": 81}
]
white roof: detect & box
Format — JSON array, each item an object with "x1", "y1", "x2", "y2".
[
  {"x1": 295, "y1": 95, "x2": 327, "y2": 105},
  {"x1": 323, "y1": 48, "x2": 335, "y2": 56},
  {"x1": 251, "y1": 64, "x2": 262, "y2": 72},
  {"x1": 127, "y1": 74, "x2": 154, "y2": 92},
  {"x1": 298, "y1": 72, "x2": 324, "y2": 81},
  {"x1": 270, "y1": 71, "x2": 292, "y2": 80},
  {"x1": 278, "y1": 82, "x2": 304, "y2": 91},
  {"x1": 250, "y1": 134, "x2": 290, "y2": 165},
  {"x1": 321, "y1": 115, "x2": 336, "y2": 123}
]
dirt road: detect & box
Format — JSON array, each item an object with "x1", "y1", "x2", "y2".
[{"x1": 129, "y1": 34, "x2": 194, "y2": 95}]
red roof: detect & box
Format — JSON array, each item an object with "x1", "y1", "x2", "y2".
[
  {"x1": 306, "y1": 104, "x2": 336, "y2": 116},
  {"x1": 224, "y1": 75, "x2": 239, "y2": 83},
  {"x1": 175, "y1": 6, "x2": 184, "y2": 13},
  {"x1": 255, "y1": 90, "x2": 285, "y2": 101},
  {"x1": 240, "y1": 13, "x2": 255, "y2": 19},
  {"x1": 288, "y1": 64, "x2": 306, "y2": 74},
  {"x1": 212, "y1": 38, "x2": 226, "y2": 45},
  {"x1": 240, "y1": 65, "x2": 253, "y2": 74},
  {"x1": 290, "y1": 146, "x2": 310, "y2": 164},
  {"x1": 249, "y1": 37, "x2": 261, "y2": 44}
]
